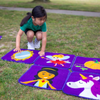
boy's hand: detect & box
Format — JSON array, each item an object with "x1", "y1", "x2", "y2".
[
  {"x1": 14, "y1": 48, "x2": 21, "y2": 53},
  {"x1": 38, "y1": 51, "x2": 45, "y2": 56}
]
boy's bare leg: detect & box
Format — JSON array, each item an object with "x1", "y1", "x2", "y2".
[{"x1": 27, "y1": 30, "x2": 35, "y2": 50}]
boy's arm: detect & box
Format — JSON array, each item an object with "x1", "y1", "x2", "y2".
[
  {"x1": 38, "y1": 31, "x2": 47, "y2": 56},
  {"x1": 14, "y1": 29, "x2": 24, "y2": 52}
]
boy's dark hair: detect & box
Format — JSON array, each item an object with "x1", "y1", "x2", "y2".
[
  {"x1": 20, "y1": 6, "x2": 47, "y2": 26},
  {"x1": 32, "y1": 6, "x2": 47, "y2": 19}
]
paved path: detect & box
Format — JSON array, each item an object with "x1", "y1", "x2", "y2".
[{"x1": 0, "y1": 6, "x2": 100, "y2": 17}]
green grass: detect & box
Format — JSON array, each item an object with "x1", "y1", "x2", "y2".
[
  {"x1": 0, "y1": 9, "x2": 100, "y2": 100},
  {"x1": 0, "y1": 0, "x2": 100, "y2": 12}
]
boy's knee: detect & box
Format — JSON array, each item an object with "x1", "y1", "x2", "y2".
[
  {"x1": 27, "y1": 31, "x2": 34, "y2": 38},
  {"x1": 37, "y1": 36, "x2": 42, "y2": 41},
  {"x1": 36, "y1": 31, "x2": 42, "y2": 40}
]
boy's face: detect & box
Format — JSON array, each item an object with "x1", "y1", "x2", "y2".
[{"x1": 32, "y1": 16, "x2": 46, "y2": 26}]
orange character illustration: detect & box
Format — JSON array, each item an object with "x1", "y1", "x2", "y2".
[{"x1": 21, "y1": 67, "x2": 58, "y2": 89}]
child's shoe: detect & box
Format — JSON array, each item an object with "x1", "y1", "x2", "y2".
[
  {"x1": 34, "y1": 38, "x2": 40, "y2": 49},
  {"x1": 27, "y1": 41, "x2": 35, "y2": 50}
]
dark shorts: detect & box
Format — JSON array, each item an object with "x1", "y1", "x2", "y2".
[{"x1": 25, "y1": 29, "x2": 42, "y2": 35}]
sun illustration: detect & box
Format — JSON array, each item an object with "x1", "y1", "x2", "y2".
[{"x1": 11, "y1": 50, "x2": 34, "y2": 61}]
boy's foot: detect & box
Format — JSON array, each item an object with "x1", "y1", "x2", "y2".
[
  {"x1": 27, "y1": 41, "x2": 35, "y2": 50},
  {"x1": 34, "y1": 38, "x2": 40, "y2": 49}
]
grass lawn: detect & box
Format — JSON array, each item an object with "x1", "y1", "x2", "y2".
[
  {"x1": 0, "y1": 0, "x2": 100, "y2": 12},
  {"x1": 0, "y1": 9, "x2": 100, "y2": 100}
]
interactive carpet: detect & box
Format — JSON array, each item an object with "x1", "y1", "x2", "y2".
[
  {"x1": 63, "y1": 72, "x2": 100, "y2": 100},
  {"x1": 1, "y1": 49, "x2": 100, "y2": 100},
  {"x1": 1, "y1": 49, "x2": 39, "y2": 64},
  {"x1": 19, "y1": 65, "x2": 70, "y2": 90},
  {"x1": 0, "y1": 36, "x2": 2, "y2": 40},
  {"x1": 34, "y1": 51, "x2": 75, "y2": 69},
  {"x1": 71, "y1": 56, "x2": 100, "y2": 74}
]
